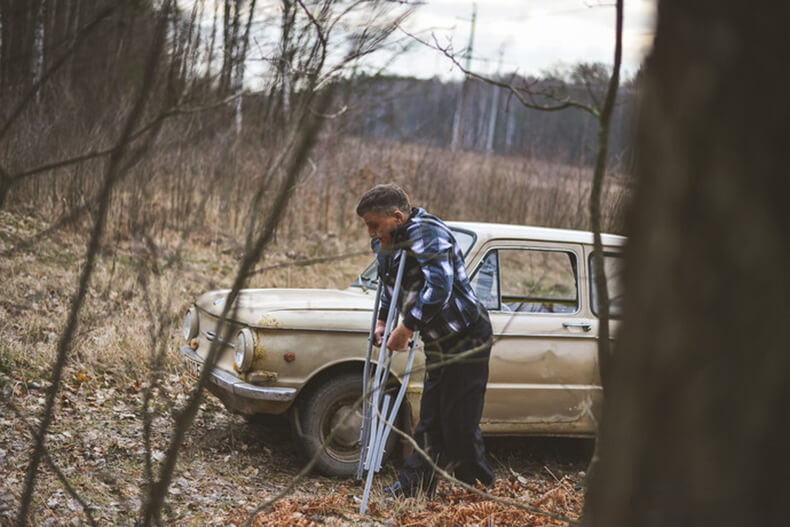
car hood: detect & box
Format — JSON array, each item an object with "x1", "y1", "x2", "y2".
[{"x1": 196, "y1": 288, "x2": 376, "y2": 327}]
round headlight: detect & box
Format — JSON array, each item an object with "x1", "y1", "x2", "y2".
[
  {"x1": 183, "y1": 306, "x2": 199, "y2": 342},
  {"x1": 234, "y1": 328, "x2": 255, "y2": 372}
]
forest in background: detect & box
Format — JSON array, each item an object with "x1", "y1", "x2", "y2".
[
  {"x1": 3, "y1": 0, "x2": 786, "y2": 526},
  {"x1": 1, "y1": 0, "x2": 630, "y2": 524},
  {"x1": 1, "y1": 0, "x2": 632, "y2": 246}
]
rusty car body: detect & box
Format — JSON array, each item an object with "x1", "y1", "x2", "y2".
[{"x1": 178, "y1": 222, "x2": 625, "y2": 476}]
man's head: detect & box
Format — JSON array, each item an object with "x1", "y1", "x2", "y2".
[{"x1": 356, "y1": 184, "x2": 411, "y2": 247}]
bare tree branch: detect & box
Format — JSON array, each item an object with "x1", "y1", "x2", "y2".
[
  {"x1": 589, "y1": 0, "x2": 622, "y2": 394},
  {"x1": 0, "y1": 3, "x2": 118, "y2": 144},
  {"x1": 246, "y1": 249, "x2": 368, "y2": 277},
  {"x1": 397, "y1": 25, "x2": 597, "y2": 115},
  {"x1": 384, "y1": 407, "x2": 580, "y2": 525},
  {"x1": 16, "y1": 3, "x2": 172, "y2": 523},
  {"x1": 137, "y1": 85, "x2": 335, "y2": 526},
  {"x1": 583, "y1": 0, "x2": 622, "y2": 503},
  {"x1": 1, "y1": 397, "x2": 99, "y2": 527},
  {"x1": 241, "y1": 331, "x2": 577, "y2": 526},
  {"x1": 7, "y1": 93, "x2": 239, "y2": 185}
]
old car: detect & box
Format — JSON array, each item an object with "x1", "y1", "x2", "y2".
[{"x1": 179, "y1": 221, "x2": 625, "y2": 477}]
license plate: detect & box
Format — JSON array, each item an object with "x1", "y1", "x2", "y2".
[{"x1": 183, "y1": 355, "x2": 202, "y2": 379}]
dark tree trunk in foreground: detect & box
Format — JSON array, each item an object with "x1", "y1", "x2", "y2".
[{"x1": 584, "y1": 2, "x2": 790, "y2": 526}]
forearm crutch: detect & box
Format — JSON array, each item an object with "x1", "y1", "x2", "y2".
[{"x1": 357, "y1": 249, "x2": 419, "y2": 514}]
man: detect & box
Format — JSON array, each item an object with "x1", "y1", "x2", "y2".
[{"x1": 356, "y1": 183, "x2": 495, "y2": 498}]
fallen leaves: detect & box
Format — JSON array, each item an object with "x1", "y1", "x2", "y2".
[
  {"x1": 0, "y1": 210, "x2": 590, "y2": 526},
  {"x1": 229, "y1": 475, "x2": 583, "y2": 527}
]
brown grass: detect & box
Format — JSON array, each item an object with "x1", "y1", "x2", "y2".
[
  {"x1": 6, "y1": 129, "x2": 629, "y2": 251},
  {"x1": 0, "y1": 203, "x2": 594, "y2": 525},
  {"x1": 0, "y1": 133, "x2": 623, "y2": 524}
]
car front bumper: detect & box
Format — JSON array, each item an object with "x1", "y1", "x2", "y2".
[{"x1": 179, "y1": 346, "x2": 296, "y2": 415}]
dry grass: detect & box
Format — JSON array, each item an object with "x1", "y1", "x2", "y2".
[
  {"x1": 0, "y1": 208, "x2": 373, "y2": 525},
  {"x1": 0, "y1": 209, "x2": 370, "y2": 382},
  {"x1": 6, "y1": 132, "x2": 629, "y2": 252},
  {"x1": 2, "y1": 133, "x2": 629, "y2": 381},
  {"x1": 0, "y1": 208, "x2": 591, "y2": 525},
  {"x1": 0, "y1": 133, "x2": 623, "y2": 523}
]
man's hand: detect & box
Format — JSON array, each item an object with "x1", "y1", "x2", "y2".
[
  {"x1": 386, "y1": 323, "x2": 414, "y2": 352},
  {"x1": 373, "y1": 319, "x2": 386, "y2": 346}
]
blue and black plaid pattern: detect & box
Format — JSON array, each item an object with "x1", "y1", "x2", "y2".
[{"x1": 373, "y1": 208, "x2": 482, "y2": 343}]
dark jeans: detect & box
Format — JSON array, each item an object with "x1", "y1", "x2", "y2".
[{"x1": 397, "y1": 309, "x2": 495, "y2": 496}]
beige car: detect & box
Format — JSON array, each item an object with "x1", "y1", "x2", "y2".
[{"x1": 179, "y1": 222, "x2": 625, "y2": 476}]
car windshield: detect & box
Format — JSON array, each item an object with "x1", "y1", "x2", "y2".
[{"x1": 352, "y1": 227, "x2": 477, "y2": 289}]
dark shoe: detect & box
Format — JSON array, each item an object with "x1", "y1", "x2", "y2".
[{"x1": 382, "y1": 481, "x2": 404, "y2": 498}]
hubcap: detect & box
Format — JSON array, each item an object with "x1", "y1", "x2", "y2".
[{"x1": 322, "y1": 397, "x2": 363, "y2": 462}]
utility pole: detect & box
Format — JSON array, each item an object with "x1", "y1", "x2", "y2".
[
  {"x1": 485, "y1": 43, "x2": 505, "y2": 154},
  {"x1": 450, "y1": 3, "x2": 476, "y2": 152}
]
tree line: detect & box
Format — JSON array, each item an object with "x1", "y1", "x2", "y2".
[{"x1": 337, "y1": 68, "x2": 637, "y2": 169}]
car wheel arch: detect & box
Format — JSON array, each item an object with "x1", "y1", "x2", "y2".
[
  {"x1": 289, "y1": 359, "x2": 413, "y2": 476},
  {"x1": 295, "y1": 358, "x2": 410, "y2": 403}
]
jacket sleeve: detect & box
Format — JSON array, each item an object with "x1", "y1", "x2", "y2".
[{"x1": 401, "y1": 226, "x2": 454, "y2": 331}]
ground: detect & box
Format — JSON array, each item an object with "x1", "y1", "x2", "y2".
[{"x1": 0, "y1": 210, "x2": 590, "y2": 525}]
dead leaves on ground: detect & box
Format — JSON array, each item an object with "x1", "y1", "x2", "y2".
[{"x1": 232, "y1": 475, "x2": 582, "y2": 527}]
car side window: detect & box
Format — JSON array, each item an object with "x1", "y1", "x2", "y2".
[
  {"x1": 471, "y1": 248, "x2": 579, "y2": 314},
  {"x1": 589, "y1": 252, "x2": 623, "y2": 318},
  {"x1": 471, "y1": 251, "x2": 500, "y2": 310}
]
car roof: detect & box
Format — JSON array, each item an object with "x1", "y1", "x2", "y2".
[{"x1": 447, "y1": 221, "x2": 627, "y2": 248}]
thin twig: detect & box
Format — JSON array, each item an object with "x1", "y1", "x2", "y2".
[
  {"x1": 1, "y1": 397, "x2": 99, "y2": 527},
  {"x1": 16, "y1": 3, "x2": 171, "y2": 523},
  {"x1": 398, "y1": 24, "x2": 597, "y2": 116},
  {"x1": 138, "y1": 86, "x2": 336, "y2": 527},
  {"x1": 386, "y1": 416, "x2": 580, "y2": 525},
  {"x1": 0, "y1": 3, "x2": 119, "y2": 145},
  {"x1": 246, "y1": 250, "x2": 368, "y2": 277}
]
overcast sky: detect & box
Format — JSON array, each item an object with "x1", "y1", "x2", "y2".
[{"x1": 380, "y1": 0, "x2": 657, "y2": 80}]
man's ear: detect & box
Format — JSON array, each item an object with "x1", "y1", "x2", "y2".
[{"x1": 393, "y1": 210, "x2": 405, "y2": 224}]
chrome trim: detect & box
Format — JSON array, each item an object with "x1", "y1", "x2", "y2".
[
  {"x1": 184, "y1": 306, "x2": 199, "y2": 342},
  {"x1": 234, "y1": 328, "x2": 254, "y2": 372},
  {"x1": 245, "y1": 325, "x2": 369, "y2": 334},
  {"x1": 486, "y1": 382, "x2": 603, "y2": 391},
  {"x1": 179, "y1": 347, "x2": 296, "y2": 401},
  {"x1": 201, "y1": 329, "x2": 235, "y2": 348},
  {"x1": 562, "y1": 321, "x2": 592, "y2": 332},
  {"x1": 493, "y1": 332, "x2": 596, "y2": 339}
]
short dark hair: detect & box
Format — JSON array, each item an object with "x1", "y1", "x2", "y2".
[{"x1": 356, "y1": 184, "x2": 411, "y2": 217}]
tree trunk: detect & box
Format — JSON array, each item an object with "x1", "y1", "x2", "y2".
[
  {"x1": 1, "y1": 0, "x2": 34, "y2": 96},
  {"x1": 583, "y1": 2, "x2": 790, "y2": 527}
]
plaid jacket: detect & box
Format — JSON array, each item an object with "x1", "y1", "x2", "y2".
[{"x1": 373, "y1": 207, "x2": 482, "y2": 342}]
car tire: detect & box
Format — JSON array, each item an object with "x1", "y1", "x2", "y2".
[{"x1": 293, "y1": 372, "x2": 399, "y2": 477}]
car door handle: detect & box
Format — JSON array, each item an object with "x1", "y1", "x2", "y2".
[{"x1": 562, "y1": 321, "x2": 592, "y2": 332}]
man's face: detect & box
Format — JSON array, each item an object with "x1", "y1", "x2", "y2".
[{"x1": 361, "y1": 210, "x2": 405, "y2": 248}]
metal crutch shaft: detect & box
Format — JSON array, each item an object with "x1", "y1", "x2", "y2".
[
  {"x1": 359, "y1": 249, "x2": 408, "y2": 514},
  {"x1": 356, "y1": 280, "x2": 384, "y2": 481},
  {"x1": 372, "y1": 331, "x2": 419, "y2": 472}
]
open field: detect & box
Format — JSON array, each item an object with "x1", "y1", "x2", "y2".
[{"x1": 0, "y1": 207, "x2": 593, "y2": 525}]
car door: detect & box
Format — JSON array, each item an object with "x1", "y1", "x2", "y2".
[{"x1": 469, "y1": 240, "x2": 599, "y2": 435}]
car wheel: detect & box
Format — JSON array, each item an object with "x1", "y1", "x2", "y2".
[{"x1": 293, "y1": 372, "x2": 399, "y2": 477}]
